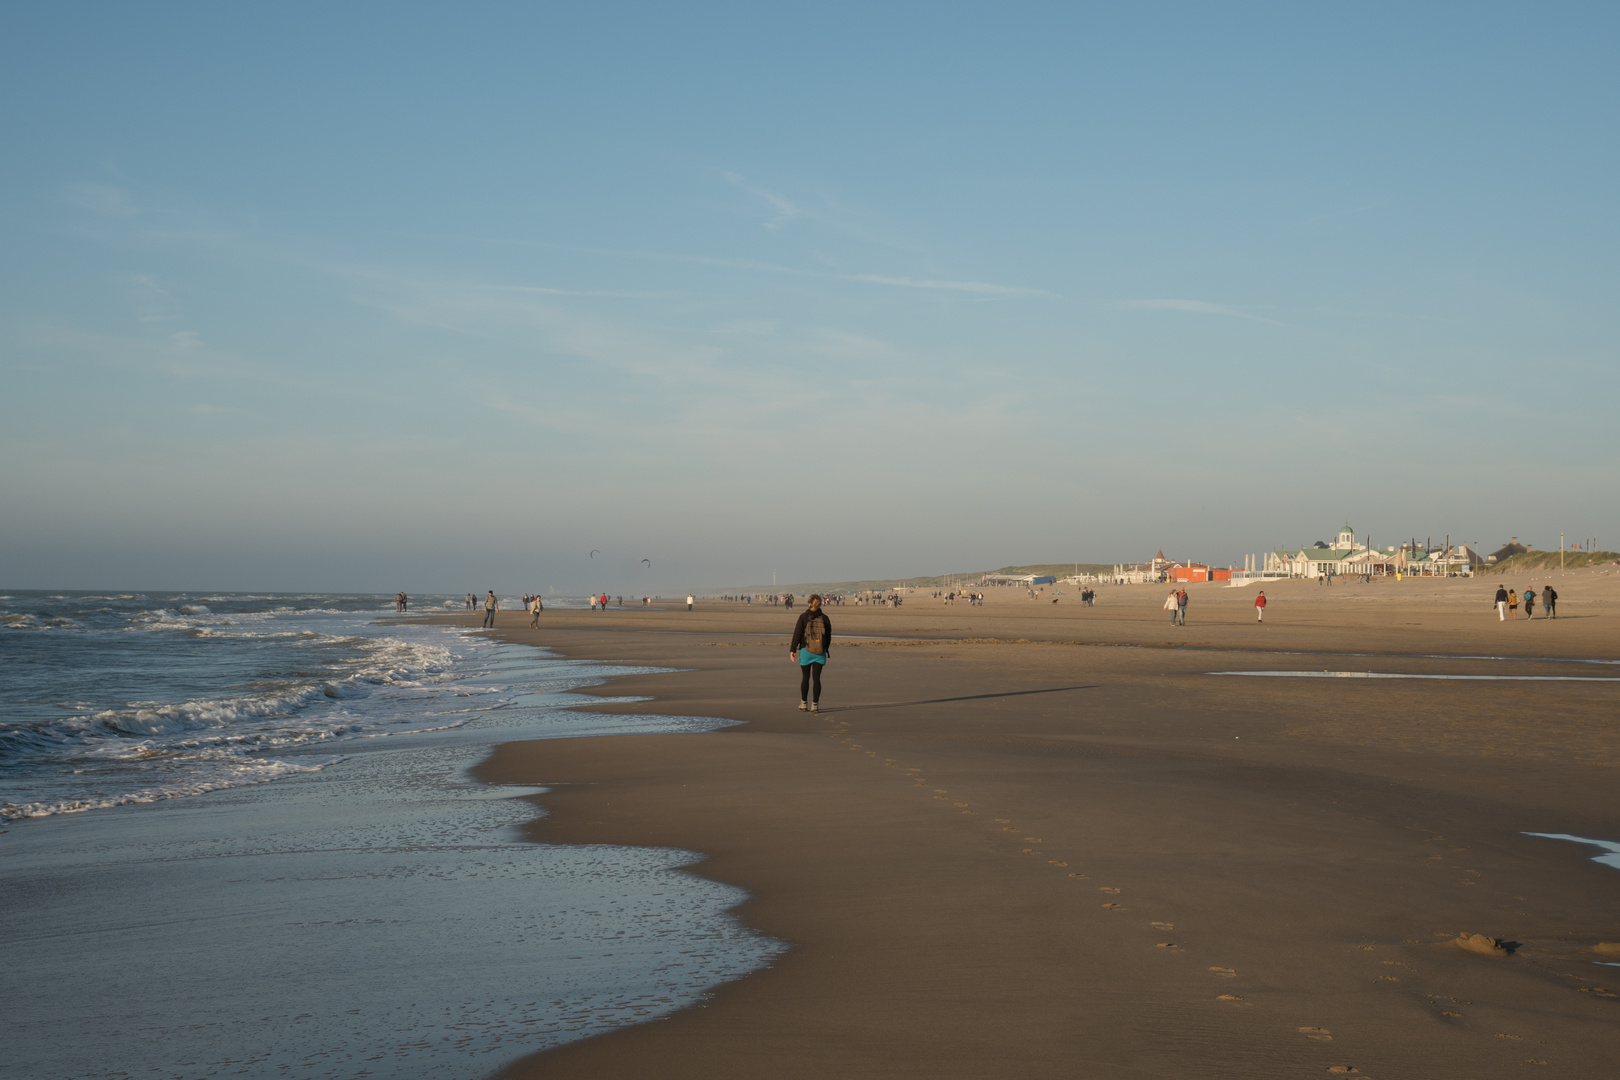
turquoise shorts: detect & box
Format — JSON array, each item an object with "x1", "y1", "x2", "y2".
[{"x1": 798, "y1": 650, "x2": 827, "y2": 666}]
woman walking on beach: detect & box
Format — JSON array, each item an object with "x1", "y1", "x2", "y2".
[
  {"x1": 790, "y1": 594, "x2": 832, "y2": 713},
  {"x1": 1508, "y1": 589, "x2": 1519, "y2": 621}
]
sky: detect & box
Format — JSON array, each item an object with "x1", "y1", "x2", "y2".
[{"x1": 2, "y1": 3, "x2": 1617, "y2": 593}]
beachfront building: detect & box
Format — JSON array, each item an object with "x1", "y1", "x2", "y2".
[
  {"x1": 984, "y1": 573, "x2": 1057, "y2": 587},
  {"x1": 1265, "y1": 524, "x2": 1397, "y2": 579},
  {"x1": 1261, "y1": 524, "x2": 1475, "y2": 579},
  {"x1": 1397, "y1": 543, "x2": 1480, "y2": 576},
  {"x1": 1111, "y1": 549, "x2": 1175, "y2": 584}
]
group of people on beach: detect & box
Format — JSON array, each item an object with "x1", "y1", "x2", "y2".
[
  {"x1": 393, "y1": 593, "x2": 409, "y2": 612},
  {"x1": 1163, "y1": 588, "x2": 1189, "y2": 624},
  {"x1": 1494, "y1": 584, "x2": 1557, "y2": 620}
]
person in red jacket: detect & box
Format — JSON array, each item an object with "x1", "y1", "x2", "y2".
[{"x1": 1254, "y1": 591, "x2": 1267, "y2": 623}]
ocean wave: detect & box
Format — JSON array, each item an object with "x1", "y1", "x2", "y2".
[
  {"x1": 1, "y1": 613, "x2": 86, "y2": 631},
  {"x1": 0, "y1": 597, "x2": 487, "y2": 822},
  {"x1": 1, "y1": 755, "x2": 340, "y2": 820},
  {"x1": 1, "y1": 634, "x2": 455, "y2": 765}
]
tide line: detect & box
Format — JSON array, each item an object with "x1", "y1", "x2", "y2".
[{"x1": 1211, "y1": 671, "x2": 1620, "y2": 682}]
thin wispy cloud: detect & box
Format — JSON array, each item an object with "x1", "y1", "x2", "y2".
[
  {"x1": 850, "y1": 274, "x2": 1052, "y2": 297},
  {"x1": 434, "y1": 233, "x2": 1048, "y2": 300},
  {"x1": 1120, "y1": 299, "x2": 1282, "y2": 324},
  {"x1": 489, "y1": 284, "x2": 669, "y2": 299},
  {"x1": 64, "y1": 182, "x2": 139, "y2": 217},
  {"x1": 723, "y1": 171, "x2": 804, "y2": 231}
]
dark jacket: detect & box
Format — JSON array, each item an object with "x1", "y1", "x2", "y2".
[
  {"x1": 1494, "y1": 587, "x2": 1508, "y2": 604},
  {"x1": 791, "y1": 609, "x2": 833, "y2": 655}
]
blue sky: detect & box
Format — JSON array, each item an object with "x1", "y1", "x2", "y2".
[{"x1": 3, "y1": 4, "x2": 1616, "y2": 592}]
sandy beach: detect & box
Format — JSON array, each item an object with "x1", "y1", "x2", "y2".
[{"x1": 451, "y1": 569, "x2": 1620, "y2": 1078}]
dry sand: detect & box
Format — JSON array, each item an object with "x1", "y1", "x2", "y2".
[{"x1": 444, "y1": 567, "x2": 1620, "y2": 1078}]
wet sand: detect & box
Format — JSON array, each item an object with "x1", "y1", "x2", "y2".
[{"x1": 451, "y1": 570, "x2": 1620, "y2": 1078}]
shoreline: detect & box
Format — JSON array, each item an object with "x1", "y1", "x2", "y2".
[{"x1": 444, "y1": 573, "x2": 1620, "y2": 1078}]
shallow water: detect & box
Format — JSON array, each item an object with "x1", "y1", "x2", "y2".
[
  {"x1": 1523, "y1": 832, "x2": 1620, "y2": 871},
  {"x1": 0, "y1": 597, "x2": 785, "y2": 1078},
  {"x1": 1211, "y1": 670, "x2": 1620, "y2": 682}
]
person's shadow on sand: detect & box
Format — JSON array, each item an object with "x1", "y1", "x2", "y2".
[{"x1": 822, "y1": 685, "x2": 1098, "y2": 713}]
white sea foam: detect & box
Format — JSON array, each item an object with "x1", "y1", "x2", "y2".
[
  {"x1": 0, "y1": 597, "x2": 473, "y2": 821},
  {"x1": 4, "y1": 755, "x2": 340, "y2": 819}
]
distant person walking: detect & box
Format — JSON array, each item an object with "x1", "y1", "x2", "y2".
[
  {"x1": 686, "y1": 594, "x2": 694, "y2": 612},
  {"x1": 790, "y1": 594, "x2": 832, "y2": 713},
  {"x1": 1494, "y1": 585, "x2": 1508, "y2": 621},
  {"x1": 528, "y1": 594, "x2": 543, "y2": 628},
  {"x1": 466, "y1": 594, "x2": 474, "y2": 612},
  {"x1": 1545, "y1": 586, "x2": 1558, "y2": 618},
  {"x1": 1164, "y1": 589, "x2": 1179, "y2": 624},
  {"x1": 1177, "y1": 588, "x2": 1188, "y2": 625},
  {"x1": 1523, "y1": 588, "x2": 1536, "y2": 620},
  {"x1": 1508, "y1": 589, "x2": 1519, "y2": 621},
  {"x1": 482, "y1": 590, "x2": 498, "y2": 628},
  {"x1": 600, "y1": 592, "x2": 609, "y2": 611},
  {"x1": 1254, "y1": 591, "x2": 1267, "y2": 622}
]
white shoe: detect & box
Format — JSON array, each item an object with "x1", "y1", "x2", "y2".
[
  {"x1": 798, "y1": 701, "x2": 808, "y2": 711},
  {"x1": 810, "y1": 702, "x2": 819, "y2": 713}
]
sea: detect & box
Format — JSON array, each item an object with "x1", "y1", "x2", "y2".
[{"x1": 0, "y1": 591, "x2": 784, "y2": 1079}]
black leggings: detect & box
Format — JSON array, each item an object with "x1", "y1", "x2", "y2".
[{"x1": 799, "y1": 661, "x2": 823, "y2": 703}]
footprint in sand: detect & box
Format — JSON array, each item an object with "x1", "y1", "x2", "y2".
[
  {"x1": 1155, "y1": 943, "x2": 1178, "y2": 949},
  {"x1": 934, "y1": 789, "x2": 948, "y2": 794},
  {"x1": 1216, "y1": 994, "x2": 1248, "y2": 1006},
  {"x1": 1099, "y1": 887, "x2": 1121, "y2": 894},
  {"x1": 1023, "y1": 837, "x2": 1042, "y2": 843},
  {"x1": 994, "y1": 818, "x2": 1011, "y2": 824},
  {"x1": 1358, "y1": 945, "x2": 1376, "y2": 951},
  {"x1": 1048, "y1": 860, "x2": 1068, "y2": 867},
  {"x1": 1068, "y1": 872, "x2": 1089, "y2": 879},
  {"x1": 1152, "y1": 922, "x2": 1174, "y2": 931},
  {"x1": 1101, "y1": 903, "x2": 1126, "y2": 910},
  {"x1": 1325, "y1": 1068, "x2": 1360, "y2": 1075},
  {"x1": 954, "y1": 802, "x2": 970, "y2": 807},
  {"x1": 1299, "y1": 1027, "x2": 1332, "y2": 1041},
  {"x1": 1002, "y1": 827, "x2": 1018, "y2": 833},
  {"x1": 1209, "y1": 967, "x2": 1236, "y2": 978},
  {"x1": 1022, "y1": 848, "x2": 1040, "y2": 854}
]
